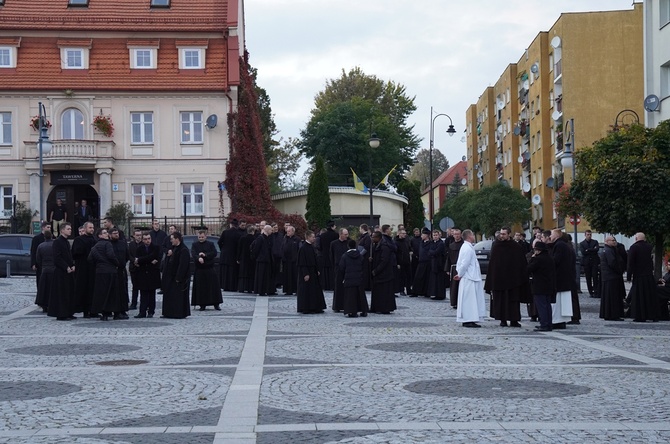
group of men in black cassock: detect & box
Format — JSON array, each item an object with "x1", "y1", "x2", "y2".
[{"x1": 30, "y1": 218, "x2": 222, "y2": 321}]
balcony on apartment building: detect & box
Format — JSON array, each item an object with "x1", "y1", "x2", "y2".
[{"x1": 25, "y1": 139, "x2": 116, "y2": 165}]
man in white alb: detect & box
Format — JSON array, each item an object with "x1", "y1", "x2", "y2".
[{"x1": 453, "y1": 229, "x2": 486, "y2": 328}]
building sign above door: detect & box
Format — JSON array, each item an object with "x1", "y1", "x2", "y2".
[{"x1": 50, "y1": 171, "x2": 95, "y2": 185}]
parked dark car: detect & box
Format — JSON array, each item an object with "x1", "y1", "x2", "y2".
[
  {"x1": 474, "y1": 239, "x2": 493, "y2": 275},
  {"x1": 181, "y1": 235, "x2": 221, "y2": 276},
  {"x1": 0, "y1": 234, "x2": 35, "y2": 277}
]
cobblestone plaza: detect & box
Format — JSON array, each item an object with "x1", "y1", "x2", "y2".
[{"x1": 1, "y1": 277, "x2": 669, "y2": 443}]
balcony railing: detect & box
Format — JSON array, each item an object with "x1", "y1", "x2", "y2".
[{"x1": 26, "y1": 139, "x2": 115, "y2": 162}]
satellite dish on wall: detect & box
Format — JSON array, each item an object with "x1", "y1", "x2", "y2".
[
  {"x1": 532, "y1": 194, "x2": 542, "y2": 205},
  {"x1": 461, "y1": 155, "x2": 466, "y2": 161},
  {"x1": 205, "y1": 114, "x2": 218, "y2": 129},
  {"x1": 552, "y1": 110, "x2": 561, "y2": 121},
  {"x1": 513, "y1": 126, "x2": 521, "y2": 136},
  {"x1": 644, "y1": 94, "x2": 660, "y2": 112},
  {"x1": 551, "y1": 36, "x2": 562, "y2": 49},
  {"x1": 474, "y1": 164, "x2": 479, "y2": 170},
  {"x1": 461, "y1": 178, "x2": 467, "y2": 186},
  {"x1": 546, "y1": 177, "x2": 555, "y2": 189},
  {"x1": 530, "y1": 63, "x2": 539, "y2": 74},
  {"x1": 517, "y1": 155, "x2": 524, "y2": 163},
  {"x1": 477, "y1": 171, "x2": 484, "y2": 179},
  {"x1": 497, "y1": 101, "x2": 505, "y2": 110},
  {"x1": 522, "y1": 182, "x2": 531, "y2": 192}
]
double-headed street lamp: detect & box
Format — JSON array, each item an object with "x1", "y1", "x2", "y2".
[
  {"x1": 559, "y1": 117, "x2": 580, "y2": 291},
  {"x1": 367, "y1": 133, "x2": 381, "y2": 228},
  {"x1": 428, "y1": 106, "x2": 456, "y2": 229},
  {"x1": 37, "y1": 102, "x2": 53, "y2": 223}
]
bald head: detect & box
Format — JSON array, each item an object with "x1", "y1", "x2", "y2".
[{"x1": 635, "y1": 232, "x2": 646, "y2": 241}]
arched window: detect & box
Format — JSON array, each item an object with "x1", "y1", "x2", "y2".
[{"x1": 61, "y1": 108, "x2": 84, "y2": 139}]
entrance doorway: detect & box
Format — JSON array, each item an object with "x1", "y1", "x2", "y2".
[{"x1": 46, "y1": 185, "x2": 100, "y2": 231}]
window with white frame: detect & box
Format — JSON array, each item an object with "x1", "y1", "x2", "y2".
[
  {"x1": 181, "y1": 48, "x2": 203, "y2": 69},
  {"x1": 130, "y1": 112, "x2": 154, "y2": 144},
  {"x1": 61, "y1": 108, "x2": 85, "y2": 140},
  {"x1": 661, "y1": 62, "x2": 670, "y2": 98},
  {"x1": 61, "y1": 48, "x2": 86, "y2": 69},
  {"x1": 0, "y1": 112, "x2": 11, "y2": 145},
  {"x1": 0, "y1": 185, "x2": 12, "y2": 218},
  {"x1": 132, "y1": 184, "x2": 154, "y2": 215},
  {"x1": 661, "y1": 0, "x2": 670, "y2": 27},
  {"x1": 131, "y1": 48, "x2": 156, "y2": 69},
  {"x1": 180, "y1": 111, "x2": 203, "y2": 144},
  {"x1": 181, "y1": 183, "x2": 204, "y2": 215},
  {"x1": 0, "y1": 47, "x2": 15, "y2": 68}
]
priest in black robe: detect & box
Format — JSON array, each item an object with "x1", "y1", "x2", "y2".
[
  {"x1": 357, "y1": 224, "x2": 372, "y2": 291},
  {"x1": 599, "y1": 236, "x2": 626, "y2": 321},
  {"x1": 72, "y1": 221, "x2": 96, "y2": 317},
  {"x1": 281, "y1": 226, "x2": 300, "y2": 295},
  {"x1": 251, "y1": 225, "x2": 274, "y2": 296},
  {"x1": 161, "y1": 232, "x2": 191, "y2": 319},
  {"x1": 627, "y1": 233, "x2": 659, "y2": 322},
  {"x1": 411, "y1": 229, "x2": 431, "y2": 297},
  {"x1": 48, "y1": 223, "x2": 76, "y2": 320},
  {"x1": 237, "y1": 226, "x2": 256, "y2": 293},
  {"x1": 133, "y1": 232, "x2": 161, "y2": 318},
  {"x1": 370, "y1": 231, "x2": 397, "y2": 314},
  {"x1": 35, "y1": 231, "x2": 54, "y2": 312},
  {"x1": 394, "y1": 229, "x2": 412, "y2": 296},
  {"x1": 110, "y1": 228, "x2": 130, "y2": 319},
  {"x1": 318, "y1": 221, "x2": 338, "y2": 290},
  {"x1": 329, "y1": 228, "x2": 350, "y2": 311},
  {"x1": 338, "y1": 239, "x2": 369, "y2": 317},
  {"x1": 218, "y1": 219, "x2": 243, "y2": 291},
  {"x1": 296, "y1": 230, "x2": 326, "y2": 314},
  {"x1": 484, "y1": 227, "x2": 530, "y2": 327},
  {"x1": 191, "y1": 231, "x2": 223, "y2": 310},
  {"x1": 30, "y1": 221, "x2": 51, "y2": 295},
  {"x1": 88, "y1": 228, "x2": 120, "y2": 321}
]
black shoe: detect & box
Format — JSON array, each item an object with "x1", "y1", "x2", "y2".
[
  {"x1": 100, "y1": 315, "x2": 109, "y2": 321},
  {"x1": 129, "y1": 304, "x2": 137, "y2": 310},
  {"x1": 534, "y1": 326, "x2": 552, "y2": 332},
  {"x1": 56, "y1": 317, "x2": 69, "y2": 321},
  {"x1": 147, "y1": 313, "x2": 154, "y2": 318},
  {"x1": 359, "y1": 312, "x2": 368, "y2": 317},
  {"x1": 117, "y1": 313, "x2": 129, "y2": 320},
  {"x1": 567, "y1": 320, "x2": 580, "y2": 325},
  {"x1": 134, "y1": 314, "x2": 146, "y2": 319},
  {"x1": 214, "y1": 305, "x2": 221, "y2": 311},
  {"x1": 346, "y1": 313, "x2": 358, "y2": 318},
  {"x1": 199, "y1": 307, "x2": 206, "y2": 311},
  {"x1": 530, "y1": 317, "x2": 538, "y2": 322},
  {"x1": 552, "y1": 322, "x2": 567, "y2": 330},
  {"x1": 463, "y1": 322, "x2": 481, "y2": 328},
  {"x1": 499, "y1": 321, "x2": 508, "y2": 327},
  {"x1": 509, "y1": 321, "x2": 522, "y2": 328}
]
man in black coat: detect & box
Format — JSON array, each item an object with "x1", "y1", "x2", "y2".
[
  {"x1": 48, "y1": 223, "x2": 76, "y2": 321},
  {"x1": 318, "y1": 221, "x2": 338, "y2": 290},
  {"x1": 527, "y1": 242, "x2": 556, "y2": 331},
  {"x1": 251, "y1": 225, "x2": 275, "y2": 296},
  {"x1": 358, "y1": 224, "x2": 372, "y2": 291},
  {"x1": 30, "y1": 221, "x2": 51, "y2": 293},
  {"x1": 296, "y1": 230, "x2": 326, "y2": 314},
  {"x1": 133, "y1": 232, "x2": 161, "y2": 318},
  {"x1": 72, "y1": 221, "x2": 96, "y2": 317},
  {"x1": 282, "y1": 225, "x2": 300, "y2": 295},
  {"x1": 338, "y1": 238, "x2": 369, "y2": 317},
  {"x1": 218, "y1": 219, "x2": 243, "y2": 291},
  {"x1": 485, "y1": 227, "x2": 530, "y2": 327},
  {"x1": 330, "y1": 228, "x2": 350, "y2": 311},
  {"x1": 149, "y1": 219, "x2": 167, "y2": 247},
  {"x1": 580, "y1": 230, "x2": 601, "y2": 298},
  {"x1": 394, "y1": 229, "x2": 412, "y2": 296},
  {"x1": 109, "y1": 228, "x2": 130, "y2": 319},
  {"x1": 161, "y1": 232, "x2": 191, "y2": 319},
  {"x1": 627, "y1": 232, "x2": 658, "y2": 322},
  {"x1": 370, "y1": 231, "x2": 397, "y2": 314},
  {"x1": 548, "y1": 229, "x2": 575, "y2": 329},
  {"x1": 88, "y1": 228, "x2": 120, "y2": 321},
  {"x1": 428, "y1": 230, "x2": 447, "y2": 300},
  {"x1": 191, "y1": 230, "x2": 223, "y2": 310},
  {"x1": 127, "y1": 229, "x2": 143, "y2": 310},
  {"x1": 599, "y1": 236, "x2": 626, "y2": 321}
]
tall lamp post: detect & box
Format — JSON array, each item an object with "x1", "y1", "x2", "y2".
[
  {"x1": 37, "y1": 102, "x2": 53, "y2": 223},
  {"x1": 559, "y1": 117, "x2": 580, "y2": 291},
  {"x1": 367, "y1": 133, "x2": 381, "y2": 228},
  {"x1": 428, "y1": 106, "x2": 456, "y2": 229}
]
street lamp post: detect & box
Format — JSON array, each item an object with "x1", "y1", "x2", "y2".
[
  {"x1": 560, "y1": 117, "x2": 580, "y2": 291},
  {"x1": 428, "y1": 106, "x2": 456, "y2": 230},
  {"x1": 37, "y1": 102, "x2": 53, "y2": 223},
  {"x1": 367, "y1": 134, "x2": 381, "y2": 228}
]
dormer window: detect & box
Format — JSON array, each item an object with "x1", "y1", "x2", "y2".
[
  {"x1": 58, "y1": 39, "x2": 91, "y2": 70},
  {"x1": 0, "y1": 37, "x2": 21, "y2": 69},
  {"x1": 68, "y1": 0, "x2": 89, "y2": 6},
  {"x1": 128, "y1": 40, "x2": 160, "y2": 70},
  {"x1": 176, "y1": 40, "x2": 208, "y2": 70},
  {"x1": 151, "y1": 0, "x2": 170, "y2": 7}
]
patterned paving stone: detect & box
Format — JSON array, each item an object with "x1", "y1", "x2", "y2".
[
  {"x1": 405, "y1": 377, "x2": 592, "y2": 398},
  {"x1": 0, "y1": 381, "x2": 81, "y2": 401},
  {"x1": 365, "y1": 341, "x2": 496, "y2": 354},
  {"x1": 7, "y1": 344, "x2": 142, "y2": 356}
]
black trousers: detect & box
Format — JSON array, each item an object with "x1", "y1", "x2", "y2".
[
  {"x1": 584, "y1": 260, "x2": 600, "y2": 296},
  {"x1": 139, "y1": 289, "x2": 156, "y2": 315},
  {"x1": 533, "y1": 294, "x2": 552, "y2": 329}
]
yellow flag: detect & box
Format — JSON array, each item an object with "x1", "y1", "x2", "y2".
[
  {"x1": 379, "y1": 165, "x2": 397, "y2": 187},
  {"x1": 351, "y1": 168, "x2": 368, "y2": 193}
]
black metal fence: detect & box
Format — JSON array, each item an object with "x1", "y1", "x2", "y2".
[{"x1": 127, "y1": 216, "x2": 226, "y2": 236}]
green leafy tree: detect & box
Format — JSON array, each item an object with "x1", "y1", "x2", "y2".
[
  {"x1": 447, "y1": 172, "x2": 465, "y2": 200},
  {"x1": 441, "y1": 183, "x2": 530, "y2": 236},
  {"x1": 267, "y1": 137, "x2": 303, "y2": 194},
  {"x1": 571, "y1": 121, "x2": 670, "y2": 277},
  {"x1": 396, "y1": 179, "x2": 425, "y2": 230},
  {"x1": 105, "y1": 202, "x2": 134, "y2": 235},
  {"x1": 304, "y1": 156, "x2": 331, "y2": 230},
  {"x1": 405, "y1": 149, "x2": 450, "y2": 191},
  {"x1": 299, "y1": 67, "x2": 420, "y2": 187}
]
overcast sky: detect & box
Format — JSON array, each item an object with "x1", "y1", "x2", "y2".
[{"x1": 244, "y1": 0, "x2": 637, "y2": 177}]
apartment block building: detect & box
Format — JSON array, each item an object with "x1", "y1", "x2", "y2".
[
  {"x1": 465, "y1": 4, "x2": 644, "y2": 230},
  {"x1": 0, "y1": 0, "x2": 244, "y2": 225}
]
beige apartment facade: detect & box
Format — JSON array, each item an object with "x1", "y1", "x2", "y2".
[
  {"x1": 465, "y1": 4, "x2": 644, "y2": 231},
  {"x1": 0, "y1": 1, "x2": 244, "y2": 226}
]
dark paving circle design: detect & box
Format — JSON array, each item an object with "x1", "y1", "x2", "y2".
[
  {"x1": 405, "y1": 378, "x2": 591, "y2": 399},
  {"x1": 0, "y1": 381, "x2": 81, "y2": 401},
  {"x1": 7, "y1": 344, "x2": 141, "y2": 356},
  {"x1": 366, "y1": 341, "x2": 496, "y2": 354},
  {"x1": 73, "y1": 320, "x2": 172, "y2": 329},
  {"x1": 606, "y1": 323, "x2": 670, "y2": 330},
  {"x1": 95, "y1": 359, "x2": 149, "y2": 366},
  {"x1": 345, "y1": 321, "x2": 441, "y2": 328}
]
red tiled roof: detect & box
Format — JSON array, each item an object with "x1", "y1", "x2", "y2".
[
  {"x1": 2, "y1": 37, "x2": 229, "y2": 91},
  {"x1": 0, "y1": 0, "x2": 230, "y2": 32},
  {"x1": 425, "y1": 161, "x2": 468, "y2": 193}
]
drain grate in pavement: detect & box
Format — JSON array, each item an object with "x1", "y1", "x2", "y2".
[{"x1": 95, "y1": 359, "x2": 149, "y2": 366}]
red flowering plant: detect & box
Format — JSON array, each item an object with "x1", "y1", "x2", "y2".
[
  {"x1": 553, "y1": 183, "x2": 582, "y2": 218},
  {"x1": 93, "y1": 115, "x2": 114, "y2": 137},
  {"x1": 30, "y1": 116, "x2": 51, "y2": 131}
]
